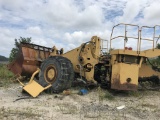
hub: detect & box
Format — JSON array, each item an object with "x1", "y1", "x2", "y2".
[{"x1": 44, "y1": 65, "x2": 57, "y2": 83}]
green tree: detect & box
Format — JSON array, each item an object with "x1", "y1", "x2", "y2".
[
  {"x1": 147, "y1": 43, "x2": 160, "y2": 66},
  {"x1": 157, "y1": 43, "x2": 160, "y2": 48},
  {"x1": 157, "y1": 43, "x2": 160, "y2": 63},
  {"x1": 152, "y1": 43, "x2": 160, "y2": 65},
  {"x1": 9, "y1": 37, "x2": 32, "y2": 62}
]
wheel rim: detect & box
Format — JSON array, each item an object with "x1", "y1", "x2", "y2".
[{"x1": 44, "y1": 65, "x2": 57, "y2": 83}]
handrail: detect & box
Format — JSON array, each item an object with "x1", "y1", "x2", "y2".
[
  {"x1": 110, "y1": 23, "x2": 160, "y2": 53},
  {"x1": 100, "y1": 38, "x2": 108, "y2": 54},
  {"x1": 140, "y1": 26, "x2": 154, "y2": 52},
  {"x1": 111, "y1": 36, "x2": 139, "y2": 40},
  {"x1": 110, "y1": 23, "x2": 139, "y2": 52},
  {"x1": 154, "y1": 25, "x2": 160, "y2": 45}
]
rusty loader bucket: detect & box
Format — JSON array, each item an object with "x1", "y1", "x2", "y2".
[
  {"x1": 8, "y1": 42, "x2": 52, "y2": 76},
  {"x1": 18, "y1": 68, "x2": 52, "y2": 97}
]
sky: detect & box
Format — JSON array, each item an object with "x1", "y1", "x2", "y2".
[{"x1": 0, "y1": 0, "x2": 160, "y2": 57}]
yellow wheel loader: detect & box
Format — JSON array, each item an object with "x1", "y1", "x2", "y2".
[{"x1": 8, "y1": 23, "x2": 160, "y2": 97}]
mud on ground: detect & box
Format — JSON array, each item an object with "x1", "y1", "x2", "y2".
[{"x1": 0, "y1": 83, "x2": 160, "y2": 120}]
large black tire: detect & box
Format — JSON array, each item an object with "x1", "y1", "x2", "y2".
[{"x1": 38, "y1": 56, "x2": 74, "y2": 93}]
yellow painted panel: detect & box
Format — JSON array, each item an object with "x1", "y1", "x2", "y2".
[
  {"x1": 110, "y1": 49, "x2": 145, "y2": 56},
  {"x1": 111, "y1": 63, "x2": 139, "y2": 90},
  {"x1": 139, "y1": 64, "x2": 160, "y2": 78},
  {"x1": 23, "y1": 80, "x2": 44, "y2": 97},
  {"x1": 120, "y1": 63, "x2": 139, "y2": 85},
  {"x1": 144, "y1": 49, "x2": 160, "y2": 58}
]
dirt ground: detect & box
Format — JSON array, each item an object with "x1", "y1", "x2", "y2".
[{"x1": 0, "y1": 82, "x2": 160, "y2": 120}]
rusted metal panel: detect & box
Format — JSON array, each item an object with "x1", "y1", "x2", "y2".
[
  {"x1": 7, "y1": 54, "x2": 23, "y2": 76},
  {"x1": 7, "y1": 42, "x2": 52, "y2": 76},
  {"x1": 111, "y1": 63, "x2": 139, "y2": 90},
  {"x1": 112, "y1": 76, "x2": 138, "y2": 90}
]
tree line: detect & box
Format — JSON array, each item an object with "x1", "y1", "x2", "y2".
[{"x1": 0, "y1": 55, "x2": 8, "y2": 61}]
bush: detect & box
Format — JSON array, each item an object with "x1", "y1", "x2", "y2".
[
  {"x1": 9, "y1": 37, "x2": 32, "y2": 62},
  {"x1": 0, "y1": 64, "x2": 14, "y2": 87},
  {"x1": 0, "y1": 64, "x2": 14, "y2": 79}
]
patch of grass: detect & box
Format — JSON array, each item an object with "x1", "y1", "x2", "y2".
[
  {"x1": 0, "y1": 107, "x2": 41, "y2": 119},
  {"x1": 128, "y1": 91, "x2": 142, "y2": 97},
  {"x1": 98, "y1": 87, "x2": 115, "y2": 101},
  {"x1": 0, "y1": 64, "x2": 14, "y2": 78},
  {"x1": 141, "y1": 103, "x2": 157, "y2": 109},
  {"x1": 0, "y1": 64, "x2": 14, "y2": 87},
  {"x1": 111, "y1": 90, "x2": 147, "y2": 98},
  {"x1": 57, "y1": 103, "x2": 78, "y2": 114},
  {"x1": 104, "y1": 91, "x2": 115, "y2": 100}
]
